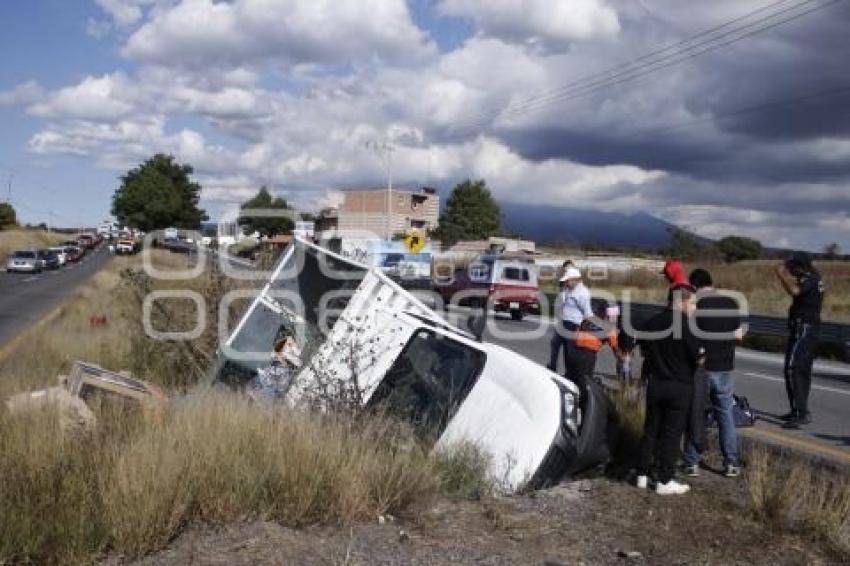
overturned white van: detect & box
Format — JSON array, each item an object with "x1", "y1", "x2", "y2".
[{"x1": 211, "y1": 238, "x2": 614, "y2": 491}]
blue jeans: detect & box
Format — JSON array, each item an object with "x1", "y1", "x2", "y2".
[
  {"x1": 684, "y1": 370, "x2": 738, "y2": 467},
  {"x1": 547, "y1": 320, "x2": 579, "y2": 373}
]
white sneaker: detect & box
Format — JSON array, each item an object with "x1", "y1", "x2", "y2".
[
  {"x1": 655, "y1": 479, "x2": 690, "y2": 495},
  {"x1": 636, "y1": 475, "x2": 649, "y2": 489}
]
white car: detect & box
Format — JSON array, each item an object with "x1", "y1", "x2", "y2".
[
  {"x1": 213, "y1": 238, "x2": 614, "y2": 491},
  {"x1": 115, "y1": 240, "x2": 137, "y2": 255},
  {"x1": 49, "y1": 247, "x2": 67, "y2": 266}
]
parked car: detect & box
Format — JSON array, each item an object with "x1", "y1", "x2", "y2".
[
  {"x1": 64, "y1": 245, "x2": 84, "y2": 262},
  {"x1": 77, "y1": 234, "x2": 96, "y2": 249},
  {"x1": 6, "y1": 250, "x2": 43, "y2": 273},
  {"x1": 434, "y1": 255, "x2": 541, "y2": 320},
  {"x1": 115, "y1": 239, "x2": 137, "y2": 255},
  {"x1": 62, "y1": 241, "x2": 85, "y2": 259},
  {"x1": 212, "y1": 238, "x2": 614, "y2": 491},
  {"x1": 49, "y1": 247, "x2": 68, "y2": 266},
  {"x1": 36, "y1": 249, "x2": 60, "y2": 270},
  {"x1": 161, "y1": 237, "x2": 196, "y2": 254}
]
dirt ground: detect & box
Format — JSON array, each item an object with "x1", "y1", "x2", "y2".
[{"x1": 112, "y1": 473, "x2": 847, "y2": 565}]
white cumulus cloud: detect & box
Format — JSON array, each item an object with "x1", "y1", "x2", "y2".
[
  {"x1": 439, "y1": 0, "x2": 620, "y2": 50},
  {"x1": 122, "y1": 0, "x2": 436, "y2": 69},
  {"x1": 28, "y1": 74, "x2": 136, "y2": 121}
]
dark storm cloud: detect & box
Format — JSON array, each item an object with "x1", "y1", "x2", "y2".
[{"x1": 493, "y1": 0, "x2": 850, "y2": 204}]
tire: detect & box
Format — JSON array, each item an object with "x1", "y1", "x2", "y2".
[{"x1": 510, "y1": 309, "x2": 524, "y2": 321}]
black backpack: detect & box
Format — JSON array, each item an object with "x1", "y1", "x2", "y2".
[
  {"x1": 732, "y1": 395, "x2": 757, "y2": 427},
  {"x1": 706, "y1": 395, "x2": 756, "y2": 428}
]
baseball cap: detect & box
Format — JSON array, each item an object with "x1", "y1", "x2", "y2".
[
  {"x1": 786, "y1": 250, "x2": 812, "y2": 270},
  {"x1": 560, "y1": 267, "x2": 582, "y2": 281}
]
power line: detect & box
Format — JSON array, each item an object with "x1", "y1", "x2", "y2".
[
  {"x1": 451, "y1": 0, "x2": 836, "y2": 132},
  {"x1": 625, "y1": 84, "x2": 850, "y2": 139},
  {"x1": 454, "y1": 0, "x2": 809, "y2": 129},
  {"x1": 448, "y1": 0, "x2": 845, "y2": 136}
]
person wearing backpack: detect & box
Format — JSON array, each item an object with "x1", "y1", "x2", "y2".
[{"x1": 681, "y1": 269, "x2": 744, "y2": 479}]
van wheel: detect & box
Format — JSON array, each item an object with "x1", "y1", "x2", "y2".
[{"x1": 510, "y1": 309, "x2": 524, "y2": 321}]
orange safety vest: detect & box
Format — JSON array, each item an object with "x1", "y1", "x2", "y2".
[{"x1": 575, "y1": 329, "x2": 618, "y2": 354}]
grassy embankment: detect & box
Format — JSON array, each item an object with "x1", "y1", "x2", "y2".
[
  {"x1": 0, "y1": 250, "x2": 487, "y2": 563},
  {"x1": 610, "y1": 385, "x2": 850, "y2": 552},
  {"x1": 0, "y1": 229, "x2": 67, "y2": 264}
]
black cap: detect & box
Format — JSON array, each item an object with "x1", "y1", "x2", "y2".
[
  {"x1": 786, "y1": 251, "x2": 812, "y2": 270},
  {"x1": 688, "y1": 268, "x2": 713, "y2": 289}
]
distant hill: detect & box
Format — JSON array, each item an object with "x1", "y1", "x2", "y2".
[{"x1": 499, "y1": 203, "x2": 676, "y2": 250}]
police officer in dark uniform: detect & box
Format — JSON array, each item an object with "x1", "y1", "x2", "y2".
[{"x1": 775, "y1": 251, "x2": 824, "y2": 429}]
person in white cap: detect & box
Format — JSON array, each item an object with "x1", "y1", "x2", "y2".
[{"x1": 547, "y1": 266, "x2": 593, "y2": 375}]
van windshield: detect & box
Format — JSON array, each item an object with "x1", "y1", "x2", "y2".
[
  {"x1": 13, "y1": 251, "x2": 35, "y2": 259},
  {"x1": 367, "y1": 329, "x2": 486, "y2": 437}
]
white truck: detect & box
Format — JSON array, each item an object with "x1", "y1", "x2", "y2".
[{"x1": 212, "y1": 238, "x2": 614, "y2": 491}]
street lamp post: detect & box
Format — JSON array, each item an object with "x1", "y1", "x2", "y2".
[{"x1": 366, "y1": 140, "x2": 395, "y2": 240}]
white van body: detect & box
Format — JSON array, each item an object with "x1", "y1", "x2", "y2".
[{"x1": 214, "y1": 238, "x2": 611, "y2": 491}]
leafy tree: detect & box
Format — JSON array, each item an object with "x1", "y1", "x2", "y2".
[
  {"x1": 237, "y1": 186, "x2": 294, "y2": 237},
  {"x1": 662, "y1": 227, "x2": 715, "y2": 261},
  {"x1": 823, "y1": 242, "x2": 842, "y2": 259},
  {"x1": 111, "y1": 154, "x2": 207, "y2": 232},
  {"x1": 436, "y1": 179, "x2": 501, "y2": 245},
  {"x1": 0, "y1": 202, "x2": 17, "y2": 228},
  {"x1": 716, "y1": 235, "x2": 762, "y2": 263}
]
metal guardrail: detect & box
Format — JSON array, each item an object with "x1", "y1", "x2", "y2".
[{"x1": 544, "y1": 293, "x2": 850, "y2": 356}]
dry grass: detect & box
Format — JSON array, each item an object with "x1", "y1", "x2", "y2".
[
  {"x1": 0, "y1": 259, "x2": 134, "y2": 400},
  {"x1": 0, "y1": 229, "x2": 67, "y2": 264},
  {"x1": 745, "y1": 446, "x2": 850, "y2": 549},
  {"x1": 0, "y1": 392, "x2": 439, "y2": 561},
  {"x1": 0, "y1": 248, "x2": 485, "y2": 563},
  {"x1": 102, "y1": 394, "x2": 436, "y2": 556},
  {"x1": 579, "y1": 260, "x2": 850, "y2": 321},
  {"x1": 432, "y1": 442, "x2": 494, "y2": 501}
]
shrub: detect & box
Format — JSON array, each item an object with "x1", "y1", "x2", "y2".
[
  {"x1": 432, "y1": 442, "x2": 493, "y2": 500},
  {"x1": 745, "y1": 446, "x2": 850, "y2": 549}
]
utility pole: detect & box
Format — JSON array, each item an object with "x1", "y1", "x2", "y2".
[
  {"x1": 366, "y1": 140, "x2": 394, "y2": 240},
  {"x1": 5, "y1": 171, "x2": 12, "y2": 203}
]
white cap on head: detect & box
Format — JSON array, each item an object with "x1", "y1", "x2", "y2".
[{"x1": 560, "y1": 267, "x2": 582, "y2": 281}]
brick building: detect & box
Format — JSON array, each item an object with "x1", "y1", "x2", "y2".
[{"x1": 337, "y1": 187, "x2": 439, "y2": 239}]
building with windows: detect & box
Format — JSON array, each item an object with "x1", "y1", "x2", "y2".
[{"x1": 337, "y1": 187, "x2": 439, "y2": 239}]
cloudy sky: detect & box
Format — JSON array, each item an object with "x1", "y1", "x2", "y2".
[{"x1": 1, "y1": 0, "x2": 848, "y2": 250}]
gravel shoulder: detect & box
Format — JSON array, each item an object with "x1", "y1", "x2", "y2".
[{"x1": 117, "y1": 474, "x2": 846, "y2": 565}]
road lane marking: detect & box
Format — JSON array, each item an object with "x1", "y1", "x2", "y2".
[
  {"x1": 22, "y1": 276, "x2": 38, "y2": 282},
  {"x1": 742, "y1": 371, "x2": 850, "y2": 396}
]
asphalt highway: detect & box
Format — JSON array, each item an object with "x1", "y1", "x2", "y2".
[
  {"x1": 445, "y1": 308, "x2": 850, "y2": 462},
  {"x1": 0, "y1": 245, "x2": 113, "y2": 352}
]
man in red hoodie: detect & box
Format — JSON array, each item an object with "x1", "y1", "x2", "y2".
[{"x1": 662, "y1": 260, "x2": 690, "y2": 305}]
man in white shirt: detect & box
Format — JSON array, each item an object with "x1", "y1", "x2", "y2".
[{"x1": 547, "y1": 267, "x2": 593, "y2": 373}]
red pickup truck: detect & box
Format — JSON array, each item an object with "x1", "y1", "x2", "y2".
[{"x1": 435, "y1": 255, "x2": 541, "y2": 320}]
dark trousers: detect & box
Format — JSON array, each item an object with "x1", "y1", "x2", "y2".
[
  {"x1": 566, "y1": 347, "x2": 597, "y2": 393},
  {"x1": 547, "y1": 320, "x2": 579, "y2": 372},
  {"x1": 784, "y1": 320, "x2": 819, "y2": 416},
  {"x1": 637, "y1": 379, "x2": 693, "y2": 484}
]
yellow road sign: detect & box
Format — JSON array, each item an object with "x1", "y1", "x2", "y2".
[{"x1": 403, "y1": 230, "x2": 426, "y2": 253}]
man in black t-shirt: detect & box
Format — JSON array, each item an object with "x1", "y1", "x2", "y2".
[
  {"x1": 635, "y1": 284, "x2": 705, "y2": 495},
  {"x1": 775, "y1": 251, "x2": 824, "y2": 429},
  {"x1": 682, "y1": 269, "x2": 743, "y2": 478}
]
